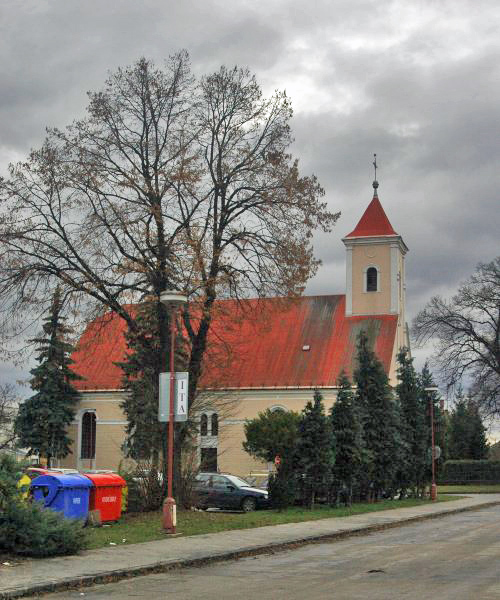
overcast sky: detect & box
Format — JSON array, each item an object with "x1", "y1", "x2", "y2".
[{"x1": 1, "y1": 0, "x2": 499, "y2": 397}]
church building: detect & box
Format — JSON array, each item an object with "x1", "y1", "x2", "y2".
[{"x1": 61, "y1": 182, "x2": 409, "y2": 477}]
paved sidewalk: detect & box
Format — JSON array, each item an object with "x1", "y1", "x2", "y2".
[{"x1": 2, "y1": 494, "x2": 500, "y2": 599}]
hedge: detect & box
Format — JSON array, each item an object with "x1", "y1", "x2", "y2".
[{"x1": 439, "y1": 460, "x2": 500, "y2": 484}]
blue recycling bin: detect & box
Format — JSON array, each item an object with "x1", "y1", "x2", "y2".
[{"x1": 30, "y1": 474, "x2": 93, "y2": 520}]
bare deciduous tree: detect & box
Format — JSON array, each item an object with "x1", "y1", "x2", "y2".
[
  {"x1": 0, "y1": 383, "x2": 18, "y2": 451},
  {"x1": 0, "y1": 53, "x2": 339, "y2": 472},
  {"x1": 413, "y1": 257, "x2": 500, "y2": 415}
]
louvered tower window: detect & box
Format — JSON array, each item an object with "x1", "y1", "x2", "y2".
[{"x1": 366, "y1": 267, "x2": 378, "y2": 292}]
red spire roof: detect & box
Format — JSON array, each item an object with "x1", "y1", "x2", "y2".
[{"x1": 345, "y1": 195, "x2": 397, "y2": 238}]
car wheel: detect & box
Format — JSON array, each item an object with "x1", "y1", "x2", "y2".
[{"x1": 241, "y1": 496, "x2": 257, "y2": 512}]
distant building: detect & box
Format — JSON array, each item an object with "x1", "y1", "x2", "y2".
[{"x1": 61, "y1": 184, "x2": 409, "y2": 476}]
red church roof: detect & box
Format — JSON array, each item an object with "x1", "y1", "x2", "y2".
[
  {"x1": 345, "y1": 195, "x2": 397, "y2": 238},
  {"x1": 71, "y1": 295, "x2": 397, "y2": 391}
]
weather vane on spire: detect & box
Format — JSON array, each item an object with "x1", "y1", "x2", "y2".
[{"x1": 372, "y1": 153, "x2": 379, "y2": 196}]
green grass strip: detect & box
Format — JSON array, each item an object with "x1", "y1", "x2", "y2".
[{"x1": 88, "y1": 495, "x2": 460, "y2": 550}]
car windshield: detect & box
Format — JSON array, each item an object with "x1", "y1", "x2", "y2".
[{"x1": 226, "y1": 475, "x2": 252, "y2": 487}]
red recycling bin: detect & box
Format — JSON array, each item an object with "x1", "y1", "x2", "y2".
[{"x1": 83, "y1": 473, "x2": 126, "y2": 522}]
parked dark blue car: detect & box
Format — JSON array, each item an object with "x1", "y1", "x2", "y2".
[{"x1": 194, "y1": 473, "x2": 269, "y2": 512}]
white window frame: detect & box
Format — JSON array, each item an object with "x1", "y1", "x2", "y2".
[
  {"x1": 270, "y1": 404, "x2": 288, "y2": 413},
  {"x1": 363, "y1": 265, "x2": 381, "y2": 293},
  {"x1": 77, "y1": 409, "x2": 97, "y2": 469}
]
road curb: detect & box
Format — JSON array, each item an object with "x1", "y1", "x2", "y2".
[{"x1": 2, "y1": 500, "x2": 500, "y2": 599}]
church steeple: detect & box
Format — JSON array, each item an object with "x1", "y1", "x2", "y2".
[
  {"x1": 346, "y1": 155, "x2": 397, "y2": 238},
  {"x1": 342, "y1": 173, "x2": 408, "y2": 321},
  {"x1": 345, "y1": 195, "x2": 397, "y2": 238}
]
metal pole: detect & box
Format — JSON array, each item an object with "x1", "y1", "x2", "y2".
[
  {"x1": 430, "y1": 395, "x2": 437, "y2": 501},
  {"x1": 167, "y1": 307, "x2": 176, "y2": 500},
  {"x1": 160, "y1": 289, "x2": 187, "y2": 534},
  {"x1": 163, "y1": 305, "x2": 177, "y2": 533}
]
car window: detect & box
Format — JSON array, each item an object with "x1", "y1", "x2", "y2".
[
  {"x1": 212, "y1": 475, "x2": 229, "y2": 487},
  {"x1": 226, "y1": 475, "x2": 251, "y2": 487},
  {"x1": 195, "y1": 474, "x2": 211, "y2": 486}
]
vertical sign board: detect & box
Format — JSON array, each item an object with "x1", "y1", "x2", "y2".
[{"x1": 158, "y1": 372, "x2": 189, "y2": 422}]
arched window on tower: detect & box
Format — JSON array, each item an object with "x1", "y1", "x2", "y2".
[
  {"x1": 200, "y1": 413, "x2": 208, "y2": 436},
  {"x1": 211, "y1": 413, "x2": 218, "y2": 436},
  {"x1": 81, "y1": 412, "x2": 96, "y2": 459},
  {"x1": 366, "y1": 267, "x2": 378, "y2": 292}
]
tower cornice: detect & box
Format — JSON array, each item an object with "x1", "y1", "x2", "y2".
[{"x1": 342, "y1": 234, "x2": 408, "y2": 255}]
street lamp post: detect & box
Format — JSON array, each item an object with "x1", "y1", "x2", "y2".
[
  {"x1": 160, "y1": 290, "x2": 188, "y2": 533},
  {"x1": 425, "y1": 387, "x2": 440, "y2": 502}
]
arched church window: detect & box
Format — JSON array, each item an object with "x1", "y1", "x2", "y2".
[
  {"x1": 81, "y1": 412, "x2": 96, "y2": 459},
  {"x1": 200, "y1": 413, "x2": 208, "y2": 436},
  {"x1": 366, "y1": 267, "x2": 378, "y2": 292},
  {"x1": 211, "y1": 413, "x2": 219, "y2": 436}
]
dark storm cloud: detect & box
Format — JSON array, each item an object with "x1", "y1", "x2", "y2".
[
  {"x1": 1, "y1": 0, "x2": 499, "y2": 382},
  {"x1": 288, "y1": 27, "x2": 500, "y2": 322},
  {"x1": 0, "y1": 0, "x2": 286, "y2": 154}
]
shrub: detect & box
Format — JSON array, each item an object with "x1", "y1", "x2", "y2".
[
  {"x1": 176, "y1": 448, "x2": 200, "y2": 509},
  {"x1": 0, "y1": 453, "x2": 87, "y2": 557},
  {"x1": 0, "y1": 501, "x2": 87, "y2": 557},
  {"x1": 119, "y1": 461, "x2": 163, "y2": 512},
  {"x1": 0, "y1": 453, "x2": 24, "y2": 510}
]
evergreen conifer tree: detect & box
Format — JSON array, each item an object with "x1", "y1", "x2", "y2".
[
  {"x1": 118, "y1": 302, "x2": 165, "y2": 465},
  {"x1": 268, "y1": 460, "x2": 298, "y2": 511},
  {"x1": 396, "y1": 348, "x2": 427, "y2": 497},
  {"x1": 447, "y1": 386, "x2": 470, "y2": 459},
  {"x1": 354, "y1": 330, "x2": 401, "y2": 499},
  {"x1": 330, "y1": 371, "x2": 367, "y2": 505},
  {"x1": 466, "y1": 395, "x2": 489, "y2": 460},
  {"x1": 15, "y1": 288, "x2": 81, "y2": 466},
  {"x1": 447, "y1": 387, "x2": 489, "y2": 459},
  {"x1": 117, "y1": 301, "x2": 187, "y2": 477},
  {"x1": 296, "y1": 390, "x2": 335, "y2": 508}
]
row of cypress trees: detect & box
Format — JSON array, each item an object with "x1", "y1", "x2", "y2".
[{"x1": 268, "y1": 331, "x2": 444, "y2": 508}]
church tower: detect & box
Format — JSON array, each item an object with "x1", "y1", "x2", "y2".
[{"x1": 342, "y1": 173, "x2": 409, "y2": 350}]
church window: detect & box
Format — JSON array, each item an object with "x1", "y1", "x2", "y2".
[
  {"x1": 211, "y1": 413, "x2": 219, "y2": 436},
  {"x1": 200, "y1": 413, "x2": 208, "y2": 436},
  {"x1": 81, "y1": 412, "x2": 96, "y2": 459},
  {"x1": 200, "y1": 447, "x2": 217, "y2": 471},
  {"x1": 366, "y1": 267, "x2": 378, "y2": 292}
]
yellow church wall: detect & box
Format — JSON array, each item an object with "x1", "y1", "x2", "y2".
[
  {"x1": 59, "y1": 424, "x2": 126, "y2": 471},
  {"x1": 210, "y1": 388, "x2": 339, "y2": 477},
  {"x1": 93, "y1": 424, "x2": 127, "y2": 471},
  {"x1": 77, "y1": 394, "x2": 125, "y2": 421},
  {"x1": 217, "y1": 421, "x2": 263, "y2": 476},
  {"x1": 223, "y1": 389, "x2": 338, "y2": 420},
  {"x1": 59, "y1": 391, "x2": 128, "y2": 471},
  {"x1": 58, "y1": 425, "x2": 77, "y2": 469},
  {"x1": 64, "y1": 377, "x2": 411, "y2": 476},
  {"x1": 351, "y1": 243, "x2": 392, "y2": 315}
]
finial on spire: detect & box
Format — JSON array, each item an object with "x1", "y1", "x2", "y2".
[{"x1": 372, "y1": 153, "x2": 379, "y2": 197}]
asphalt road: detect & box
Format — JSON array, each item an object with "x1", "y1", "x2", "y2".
[{"x1": 42, "y1": 505, "x2": 500, "y2": 600}]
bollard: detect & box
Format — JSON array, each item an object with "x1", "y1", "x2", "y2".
[
  {"x1": 430, "y1": 482, "x2": 437, "y2": 502},
  {"x1": 163, "y1": 496, "x2": 177, "y2": 533}
]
